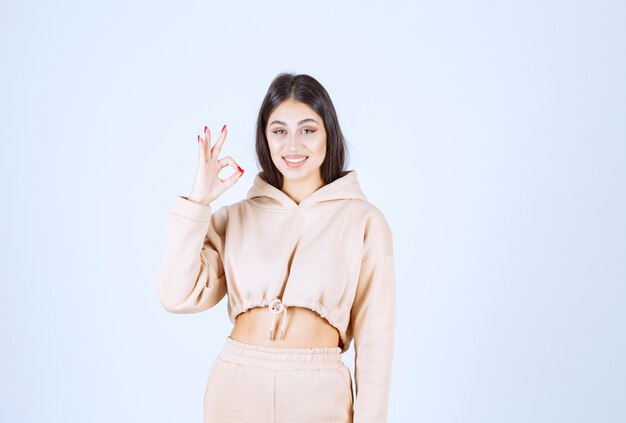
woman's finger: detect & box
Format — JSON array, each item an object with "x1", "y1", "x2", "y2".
[
  {"x1": 211, "y1": 124, "x2": 228, "y2": 160},
  {"x1": 204, "y1": 125, "x2": 211, "y2": 147},
  {"x1": 217, "y1": 156, "x2": 244, "y2": 184},
  {"x1": 221, "y1": 161, "x2": 244, "y2": 189},
  {"x1": 198, "y1": 127, "x2": 209, "y2": 162},
  {"x1": 222, "y1": 165, "x2": 243, "y2": 189}
]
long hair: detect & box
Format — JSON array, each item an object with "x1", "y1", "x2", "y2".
[{"x1": 255, "y1": 73, "x2": 349, "y2": 189}]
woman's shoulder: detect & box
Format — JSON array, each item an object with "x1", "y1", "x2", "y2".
[
  {"x1": 349, "y1": 197, "x2": 391, "y2": 227},
  {"x1": 347, "y1": 198, "x2": 394, "y2": 259}
]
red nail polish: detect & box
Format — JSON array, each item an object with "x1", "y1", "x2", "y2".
[
  {"x1": 238, "y1": 166, "x2": 244, "y2": 173},
  {"x1": 197, "y1": 134, "x2": 201, "y2": 143},
  {"x1": 221, "y1": 124, "x2": 227, "y2": 132},
  {"x1": 204, "y1": 126, "x2": 208, "y2": 134}
]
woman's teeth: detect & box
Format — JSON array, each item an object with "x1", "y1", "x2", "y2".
[{"x1": 283, "y1": 156, "x2": 308, "y2": 167}]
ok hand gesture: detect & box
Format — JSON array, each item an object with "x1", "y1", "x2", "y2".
[{"x1": 188, "y1": 125, "x2": 244, "y2": 206}]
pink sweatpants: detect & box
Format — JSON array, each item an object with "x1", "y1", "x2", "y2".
[{"x1": 203, "y1": 336, "x2": 354, "y2": 422}]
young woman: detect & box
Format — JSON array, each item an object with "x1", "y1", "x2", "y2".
[{"x1": 157, "y1": 73, "x2": 396, "y2": 422}]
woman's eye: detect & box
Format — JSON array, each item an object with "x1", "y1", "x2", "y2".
[{"x1": 272, "y1": 129, "x2": 316, "y2": 134}]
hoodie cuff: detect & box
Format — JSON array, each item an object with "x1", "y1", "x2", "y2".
[{"x1": 170, "y1": 195, "x2": 213, "y2": 222}]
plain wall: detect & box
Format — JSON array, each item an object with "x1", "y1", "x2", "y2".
[{"x1": 1, "y1": 0, "x2": 624, "y2": 421}]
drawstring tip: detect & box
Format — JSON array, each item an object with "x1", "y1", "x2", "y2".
[{"x1": 268, "y1": 297, "x2": 288, "y2": 342}]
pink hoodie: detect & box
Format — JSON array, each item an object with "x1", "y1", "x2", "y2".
[{"x1": 157, "y1": 169, "x2": 396, "y2": 422}]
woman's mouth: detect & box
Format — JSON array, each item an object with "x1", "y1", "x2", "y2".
[{"x1": 283, "y1": 155, "x2": 308, "y2": 168}]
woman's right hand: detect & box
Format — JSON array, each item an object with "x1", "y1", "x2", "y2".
[{"x1": 187, "y1": 124, "x2": 244, "y2": 206}]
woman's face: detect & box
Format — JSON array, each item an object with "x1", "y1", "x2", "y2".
[{"x1": 265, "y1": 98, "x2": 327, "y2": 184}]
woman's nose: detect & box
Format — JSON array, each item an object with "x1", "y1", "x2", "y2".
[{"x1": 286, "y1": 134, "x2": 302, "y2": 150}]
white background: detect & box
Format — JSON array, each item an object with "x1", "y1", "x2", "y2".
[{"x1": 1, "y1": 1, "x2": 624, "y2": 422}]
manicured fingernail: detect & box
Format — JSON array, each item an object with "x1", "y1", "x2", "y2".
[
  {"x1": 238, "y1": 166, "x2": 244, "y2": 173},
  {"x1": 204, "y1": 126, "x2": 208, "y2": 134},
  {"x1": 221, "y1": 124, "x2": 227, "y2": 132},
  {"x1": 197, "y1": 134, "x2": 201, "y2": 143}
]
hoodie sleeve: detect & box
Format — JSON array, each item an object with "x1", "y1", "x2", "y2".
[
  {"x1": 156, "y1": 195, "x2": 228, "y2": 313},
  {"x1": 350, "y1": 210, "x2": 396, "y2": 423}
]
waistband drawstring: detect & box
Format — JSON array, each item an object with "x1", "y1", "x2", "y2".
[{"x1": 268, "y1": 297, "x2": 288, "y2": 341}]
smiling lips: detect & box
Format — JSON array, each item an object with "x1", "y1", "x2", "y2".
[{"x1": 283, "y1": 155, "x2": 308, "y2": 168}]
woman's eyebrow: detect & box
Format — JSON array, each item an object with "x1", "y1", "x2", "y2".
[{"x1": 269, "y1": 118, "x2": 319, "y2": 126}]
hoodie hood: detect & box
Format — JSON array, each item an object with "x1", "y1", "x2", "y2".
[{"x1": 246, "y1": 169, "x2": 367, "y2": 210}]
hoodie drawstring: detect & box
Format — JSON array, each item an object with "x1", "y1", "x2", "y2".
[{"x1": 268, "y1": 297, "x2": 288, "y2": 341}]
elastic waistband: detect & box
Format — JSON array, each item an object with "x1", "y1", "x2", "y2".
[{"x1": 219, "y1": 336, "x2": 344, "y2": 370}]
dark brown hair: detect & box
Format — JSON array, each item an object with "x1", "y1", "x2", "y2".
[{"x1": 255, "y1": 72, "x2": 350, "y2": 189}]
